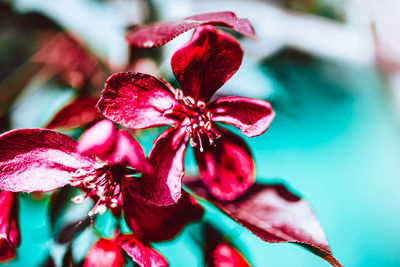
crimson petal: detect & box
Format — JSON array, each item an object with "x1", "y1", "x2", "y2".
[
  {"x1": 211, "y1": 244, "x2": 251, "y2": 267},
  {"x1": 126, "y1": 11, "x2": 256, "y2": 48},
  {"x1": 0, "y1": 241, "x2": 15, "y2": 262},
  {"x1": 194, "y1": 128, "x2": 255, "y2": 201},
  {"x1": 83, "y1": 238, "x2": 125, "y2": 267},
  {"x1": 0, "y1": 129, "x2": 99, "y2": 192},
  {"x1": 0, "y1": 191, "x2": 19, "y2": 262},
  {"x1": 123, "y1": 182, "x2": 203, "y2": 242},
  {"x1": 209, "y1": 96, "x2": 275, "y2": 137},
  {"x1": 77, "y1": 120, "x2": 117, "y2": 160},
  {"x1": 110, "y1": 130, "x2": 147, "y2": 171},
  {"x1": 185, "y1": 180, "x2": 343, "y2": 267},
  {"x1": 171, "y1": 26, "x2": 243, "y2": 102},
  {"x1": 117, "y1": 234, "x2": 168, "y2": 267},
  {"x1": 139, "y1": 127, "x2": 188, "y2": 206},
  {"x1": 203, "y1": 224, "x2": 251, "y2": 267},
  {"x1": 45, "y1": 95, "x2": 101, "y2": 130},
  {"x1": 97, "y1": 72, "x2": 179, "y2": 129}
]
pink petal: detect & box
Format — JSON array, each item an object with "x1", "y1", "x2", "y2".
[
  {"x1": 0, "y1": 129, "x2": 99, "y2": 192},
  {"x1": 78, "y1": 121, "x2": 148, "y2": 170},
  {"x1": 186, "y1": 180, "x2": 343, "y2": 267},
  {"x1": 77, "y1": 120, "x2": 118, "y2": 160},
  {"x1": 83, "y1": 238, "x2": 125, "y2": 267},
  {"x1": 194, "y1": 128, "x2": 255, "y2": 201},
  {"x1": 139, "y1": 127, "x2": 188, "y2": 206},
  {"x1": 123, "y1": 181, "x2": 203, "y2": 242},
  {"x1": 126, "y1": 11, "x2": 256, "y2": 48},
  {"x1": 116, "y1": 234, "x2": 168, "y2": 267},
  {"x1": 97, "y1": 72, "x2": 179, "y2": 129},
  {"x1": 45, "y1": 95, "x2": 101, "y2": 130},
  {"x1": 171, "y1": 26, "x2": 243, "y2": 102},
  {"x1": 0, "y1": 191, "x2": 19, "y2": 262},
  {"x1": 211, "y1": 244, "x2": 251, "y2": 267},
  {"x1": 209, "y1": 96, "x2": 275, "y2": 137},
  {"x1": 110, "y1": 130, "x2": 148, "y2": 171}
]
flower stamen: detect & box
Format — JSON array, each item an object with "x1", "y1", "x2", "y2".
[{"x1": 69, "y1": 165, "x2": 123, "y2": 216}]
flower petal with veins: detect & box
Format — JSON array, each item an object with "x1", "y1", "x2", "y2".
[
  {"x1": 209, "y1": 96, "x2": 275, "y2": 137},
  {"x1": 171, "y1": 26, "x2": 243, "y2": 102},
  {"x1": 97, "y1": 72, "x2": 179, "y2": 129},
  {"x1": 0, "y1": 129, "x2": 99, "y2": 192},
  {"x1": 139, "y1": 127, "x2": 189, "y2": 206},
  {"x1": 194, "y1": 127, "x2": 255, "y2": 201}
]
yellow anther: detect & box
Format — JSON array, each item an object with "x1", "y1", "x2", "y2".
[{"x1": 197, "y1": 100, "x2": 206, "y2": 109}]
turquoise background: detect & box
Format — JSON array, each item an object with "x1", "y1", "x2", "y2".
[{"x1": 2, "y1": 0, "x2": 400, "y2": 266}]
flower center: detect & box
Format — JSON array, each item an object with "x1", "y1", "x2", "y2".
[
  {"x1": 164, "y1": 89, "x2": 220, "y2": 152},
  {"x1": 69, "y1": 165, "x2": 125, "y2": 216}
]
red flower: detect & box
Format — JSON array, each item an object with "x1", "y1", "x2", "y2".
[
  {"x1": 0, "y1": 120, "x2": 146, "y2": 217},
  {"x1": 0, "y1": 120, "x2": 203, "y2": 240},
  {"x1": 98, "y1": 26, "x2": 274, "y2": 206},
  {"x1": 84, "y1": 235, "x2": 168, "y2": 267},
  {"x1": 0, "y1": 190, "x2": 20, "y2": 262}
]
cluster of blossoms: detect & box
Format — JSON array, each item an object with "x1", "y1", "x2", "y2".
[{"x1": 0, "y1": 12, "x2": 342, "y2": 267}]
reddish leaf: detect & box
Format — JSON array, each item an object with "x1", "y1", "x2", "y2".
[
  {"x1": 116, "y1": 234, "x2": 168, "y2": 267},
  {"x1": 194, "y1": 128, "x2": 255, "y2": 202},
  {"x1": 0, "y1": 191, "x2": 19, "y2": 262},
  {"x1": 123, "y1": 182, "x2": 203, "y2": 242},
  {"x1": 126, "y1": 11, "x2": 256, "y2": 48},
  {"x1": 46, "y1": 95, "x2": 101, "y2": 130},
  {"x1": 171, "y1": 26, "x2": 243, "y2": 102},
  {"x1": 83, "y1": 238, "x2": 125, "y2": 267},
  {"x1": 209, "y1": 96, "x2": 275, "y2": 137},
  {"x1": 97, "y1": 72, "x2": 179, "y2": 129},
  {"x1": 139, "y1": 127, "x2": 189, "y2": 206},
  {"x1": 185, "y1": 179, "x2": 342, "y2": 267},
  {"x1": 0, "y1": 129, "x2": 99, "y2": 192}
]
